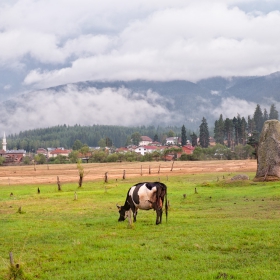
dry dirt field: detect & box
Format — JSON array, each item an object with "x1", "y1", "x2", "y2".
[{"x1": 0, "y1": 160, "x2": 257, "y2": 185}]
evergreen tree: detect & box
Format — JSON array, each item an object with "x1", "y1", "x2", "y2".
[
  {"x1": 253, "y1": 104, "x2": 264, "y2": 133},
  {"x1": 247, "y1": 116, "x2": 255, "y2": 135},
  {"x1": 214, "y1": 114, "x2": 224, "y2": 145},
  {"x1": 105, "y1": 137, "x2": 113, "y2": 147},
  {"x1": 153, "y1": 134, "x2": 159, "y2": 142},
  {"x1": 269, "y1": 104, "x2": 279, "y2": 120},
  {"x1": 224, "y1": 118, "x2": 233, "y2": 148},
  {"x1": 263, "y1": 108, "x2": 269, "y2": 123},
  {"x1": 247, "y1": 130, "x2": 259, "y2": 159},
  {"x1": 181, "y1": 125, "x2": 187, "y2": 146},
  {"x1": 190, "y1": 132, "x2": 198, "y2": 147},
  {"x1": 240, "y1": 117, "x2": 247, "y2": 145},
  {"x1": 199, "y1": 117, "x2": 210, "y2": 148}
]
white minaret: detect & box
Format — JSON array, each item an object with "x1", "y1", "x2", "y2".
[{"x1": 2, "y1": 132, "x2": 7, "y2": 152}]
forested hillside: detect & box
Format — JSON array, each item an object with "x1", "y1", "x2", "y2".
[{"x1": 7, "y1": 124, "x2": 190, "y2": 152}]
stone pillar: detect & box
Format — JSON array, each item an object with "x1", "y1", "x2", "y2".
[{"x1": 255, "y1": 120, "x2": 280, "y2": 181}]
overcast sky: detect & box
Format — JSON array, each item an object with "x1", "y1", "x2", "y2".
[{"x1": 0, "y1": 0, "x2": 280, "y2": 134}]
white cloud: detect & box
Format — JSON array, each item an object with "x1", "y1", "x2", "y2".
[
  {"x1": 211, "y1": 97, "x2": 257, "y2": 118},
  {"x1": 0, "y1": 86, "x2": 179, "y2": 134},
  {"x1": 14, "y1": 1, "x2": 280, "y2": 89},
  {"x1": 3, "y1": 84, "x2": 11, "y2": 90},
  {"x1": 0, "y1": 0, "x2": 278, "y2": 95}
]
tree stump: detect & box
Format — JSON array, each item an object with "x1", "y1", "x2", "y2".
[{"x1": 254, "y1": 120, "x2": 280, "y2": 181}]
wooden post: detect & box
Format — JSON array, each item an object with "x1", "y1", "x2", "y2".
[
  {"x1": 34, "y1": 161, "x2": 36, "y2": 171},
  {"x1": 170, "y1": 160, "x2": 174, "y2": 171},
  {"x1": 37, "y1": 187, "x2": 40, "y2": 194},
  {"x1": 195, "y1": 187, "x2": 198, "y2": 194},
  {"x1": 149, "y1": 165, "x2": 151, "y2": 174},
  {"x1": 9, "y1": 252, "x2": 14, "y2": 266},
  {"x1": 57, "y1": 176, "x2": 61, "y2": 191},
  {"x1": 140, "y1": 165, "x2": 143, "y2": 176},
  {"x1": 183, "y1": 194, "x2": 186, "y2": 199},
  {"x1": 123, "y1": 170, "x2": 126, "y2": 180},
  {"x1": 105, "y1": 172, "x2": 108, "y2": 183},
  {"x1": 74, "y1": 192, "x2": 77, "y2": 200},
  {"x1": 158, "y1": 164, "x2": 161, "y2": 174},
  {"x1": 166, "y1": 175, "x2": 168, "y2": 181}
]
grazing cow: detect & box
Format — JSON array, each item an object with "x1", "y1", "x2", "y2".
[{"x1": 117, "y1": 182, "x2": 168, "y2": 225}]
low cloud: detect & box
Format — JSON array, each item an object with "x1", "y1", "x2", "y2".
[
  {"x1": 210, "y1": 97, "x2": 257, "y2": 118},
  {"x1": 0, "y1": 86, "x2": 180, "y2": 135}
]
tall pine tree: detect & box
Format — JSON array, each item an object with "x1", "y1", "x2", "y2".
[
  {"x1": 263, "y1": 108, "x2": 268, "y2": 123},
  {"x1": 269, "y1": 104, "x2": 279, "y2": 120},
  {"x1": 199, "y1": 117, "x2": 210, "y2": 148},
  {"x1": 190, "y1": 132, "x2": 198, "y2": 147},
  {"x1": 181, "y1": 125, "x2": 187, "y2": 146},
  {"x1": 214, "y1": 114, "x2": 224, "y2": 145},
  {"x1": 253, "y1": 104, "x2": 264, "y2": 133},
  {"x1": 224, "y1": 118, "x2": 233, "y2": 148}
]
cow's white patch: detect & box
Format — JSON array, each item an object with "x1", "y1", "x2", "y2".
[{"x1": 133, "y1": 184, "x2": 157, "y2": 210}]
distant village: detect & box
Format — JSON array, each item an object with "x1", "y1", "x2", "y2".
[{"x1": 0, "y1": 133, "x2": 210, "y2": 165}]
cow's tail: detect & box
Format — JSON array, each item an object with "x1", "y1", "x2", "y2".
[{"x1": 165, "y1": 189, "x2": 168, "y2": 223}]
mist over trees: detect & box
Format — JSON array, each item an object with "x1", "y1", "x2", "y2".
[{"x1": 4, "y1": 103, "x2": 278, "y2": 159}]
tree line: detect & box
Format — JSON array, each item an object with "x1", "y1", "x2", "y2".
[
  {"x1": 212, "y1": 103, "x2": 278, "y2": 148},
  {"x1": 5, "y1": 103, "x2": 278, "y2": 156},
  {"x1": 6, "y1": 124, "x2": 192, "y2": 152}
]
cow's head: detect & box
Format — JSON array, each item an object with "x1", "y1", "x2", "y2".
[{"x1": 116, "y1": 204, "x2": 129, "y2": 222}]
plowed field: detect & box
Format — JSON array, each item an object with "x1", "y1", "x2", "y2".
[{"x1": 0, "y1": 160, "x2": 257, "y2": 185}]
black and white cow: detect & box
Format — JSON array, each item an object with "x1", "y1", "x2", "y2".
[{"x1": 117, "y1": 182, "x2": 168, "y2": 225}]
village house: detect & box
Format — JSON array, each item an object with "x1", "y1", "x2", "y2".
[
  {"x1": 36, "y1": 148, "x2": 48, "y2": 156},
  {"x1": 1, "y1": 132, "x2": 26, "y2": 164},
  {"x1": 115, "y1": 147, "x2": 130, "y2": 153},
  {"x1": 48, "y1": 148, "x2": 71, "y2": 158},
  {"x1": 181, "y1": 144, "x2": 195, "y2": 155},
  {"x1": 134, "y1": 145, "x2": 164, "y2": 156},
  {"x1": 139, "y1": 136, "x2": 153, "y2": 146},
  {"x1": 166, "y1": 137, "x2": 180, "y2": 145}
]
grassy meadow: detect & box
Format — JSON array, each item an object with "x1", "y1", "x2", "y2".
[{"x1": 1, "y1": 168, "x2": 280, "y2": 279}]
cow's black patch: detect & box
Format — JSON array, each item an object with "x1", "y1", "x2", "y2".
[
  {"x1": 145, "y1": 182, "x2": 156, "y2": 190},
  {"x1": 132, "y1": 183, "x2": 143, "y2": 204}
]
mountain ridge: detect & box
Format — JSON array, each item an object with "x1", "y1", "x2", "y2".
[{"x1": 1, "y1": 72, "x2": 280, "y2": 135}]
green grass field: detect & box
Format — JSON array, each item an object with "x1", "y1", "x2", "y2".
[{"x1": 1, "y1": 171, "x2": 280, "y2": 279}]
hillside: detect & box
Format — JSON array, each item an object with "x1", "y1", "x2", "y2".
[{"x1": 1, "y1": 72, "x2": 280, "y2": 136}]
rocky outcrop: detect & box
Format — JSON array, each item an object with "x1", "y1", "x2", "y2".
[
  {"x1": 231, "y1": 174, "x2": 249, "y2": 181},
  {"x1": 254, "y1": 120, "x2": 280, "y2": 181}
]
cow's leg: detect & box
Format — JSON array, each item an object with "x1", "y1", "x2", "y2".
[
  {"x1": 133, "y1": 209, "x2": 138, "y2": 222},
  {"x1": 156, "y1": 208, "x2": 163, "y2": 225},
  {"x1": 128, "y1": 197, "x2": 137, "y2": 222}
]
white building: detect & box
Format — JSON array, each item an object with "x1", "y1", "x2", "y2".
[
  {"x1": 139, "y1": 136, "x2": 153, "y2": 146},
  {"x1": 2, "y1": 132, "x2": 7, "y2": 152},
  {"x1": 134, "y1": 145, "x2": 162, "y2": 156},
  {"x1": 166, "y1": 137, "x2": 180, "y2": 145}
]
